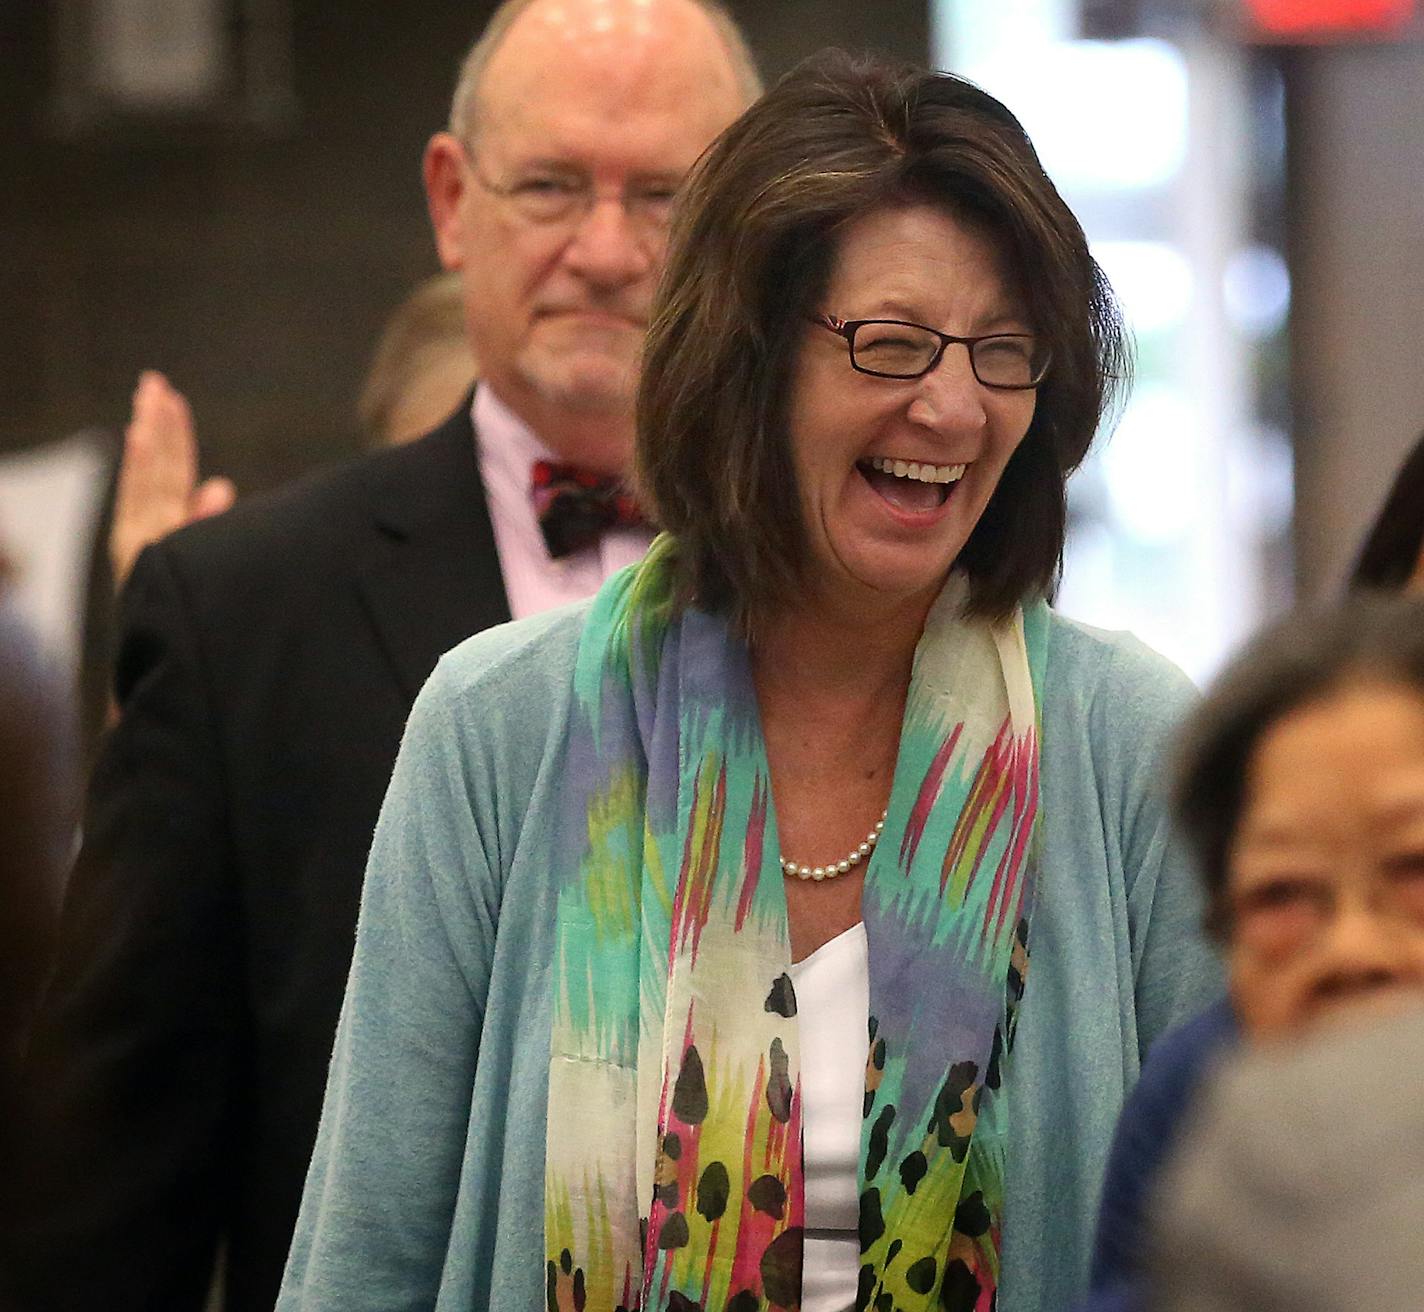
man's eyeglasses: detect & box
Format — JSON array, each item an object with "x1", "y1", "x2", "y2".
[
  {"x1": 814, "y1": 315, "x2": 1050, "y2": 390},
  {"x1": 466, "y1": 151, "x2": 679, "y2": 244}
]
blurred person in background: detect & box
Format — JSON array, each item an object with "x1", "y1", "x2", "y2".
[
  {"x1": 0, "y1": 548, "x2": 77, "y2": 1146},
  {"x1": 79, "y1": 373, "x2": 238, "y2": 754},
  {"x1": 279, "y1": 52, "x2": 1219, "y2": 1312},
  {"x1": 91, "y1": 275, "x2": 474, "y2": 738},
  {"x1": 1080, "y1": 592, "x2": 1424, "y2": 1312},
  {"x1": 1147, "y1": 1004, "x2": 1424, "y2": 1312},
  {"x1": 357, "y1": 269, "x2": 476, "y2": 447},
  {"x1": 0, "y1": 3, "x2": 758, "y2": 1310},
  {"x1": 1351, "y1": 427, "x2": 1424, "y2": 592}
]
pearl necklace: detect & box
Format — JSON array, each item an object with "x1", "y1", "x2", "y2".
[{"x1": 780, "y1": 811, "x2": 887, "y2": 882}]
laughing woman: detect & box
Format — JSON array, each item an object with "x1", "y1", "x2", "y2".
[{"x1": 279, "y1": 51, "x2": 1220, "y2": 1312}]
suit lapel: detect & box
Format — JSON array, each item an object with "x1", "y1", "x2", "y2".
[{"x1": 356, "y1": 401, "x2": 512, "y2": 702}]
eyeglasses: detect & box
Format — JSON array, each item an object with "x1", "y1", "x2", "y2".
[
  {"x1": 814, "y1": 314, "x2": 1050, "y2": 390},
  {"x1": 1228, "y1": 868, "x2": 1424, "y2": 954},
  {"x1": 465, "y1": 150, "x2": 679, "y2": 244}
]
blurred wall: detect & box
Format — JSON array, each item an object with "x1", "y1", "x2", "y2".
[
  {"x1": 1286, "y1": 37, "x2": 1424, "y2": 596},
  {"x1": 0, "y1": 3, "x2": 498, "y2": 493},
  {"x1": 0, "y1": 1, "x2": 926, "y2": 497}
]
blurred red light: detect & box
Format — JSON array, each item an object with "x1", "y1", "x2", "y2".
[{"x1": 1243, "y1": 0, "x2": 1415, "y2": 35}]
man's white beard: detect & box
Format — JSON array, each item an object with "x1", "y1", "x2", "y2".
[{"x1": 519, "y1": 345, "x2": 638, "y2": 418}]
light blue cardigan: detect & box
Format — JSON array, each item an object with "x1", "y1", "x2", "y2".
[{"x1": 279, "y1": 602, "x2": 1222, "y2": 1312}]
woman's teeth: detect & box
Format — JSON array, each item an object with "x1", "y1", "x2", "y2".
[{"x1": 865, "y1": 456, "x2": 967, "y2": 485}]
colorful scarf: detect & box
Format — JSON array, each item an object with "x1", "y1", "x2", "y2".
[{"x1": 545, "y1": 543, "x2": 1048, "y2": 1312}]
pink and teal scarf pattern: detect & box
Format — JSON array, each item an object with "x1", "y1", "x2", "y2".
[{"x1": 545, "y1": 545, "x2": 1048, "y2": 1312}]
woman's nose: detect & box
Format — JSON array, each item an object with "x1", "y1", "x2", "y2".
[{"x1": 905, "y1": 345, "x2": 989, "y2": 434}]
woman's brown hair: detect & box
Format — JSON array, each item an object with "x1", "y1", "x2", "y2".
[{"x1": 637, "y1": 49, "x2": 1129, "y2": 634}]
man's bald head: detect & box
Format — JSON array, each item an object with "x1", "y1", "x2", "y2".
[
  {"x1": 449, "y1": 0, "x2": 761, "y2": 145},
  {"x1": 423, "y1": 0, "x2": 756, "y2": 472}
]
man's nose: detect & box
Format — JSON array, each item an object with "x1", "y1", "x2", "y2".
[
  {"x1": 561, "y1": 196, "x2": 655, "y2": 288},
  {"x1": 905, "y1": 345, "x2": 989, "y2": 434}
]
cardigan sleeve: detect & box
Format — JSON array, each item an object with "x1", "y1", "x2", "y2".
[
  {"x1": 1093, "y1": 636, "x2": 1224, "y2": 1057},
  {"x1": 278, "y1": 653, "x2": 502, "y2": 1310}
]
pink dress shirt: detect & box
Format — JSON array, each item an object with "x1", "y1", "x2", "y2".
[{"x1": 473, "y1": 386, "x2": 653, "y2": 620}]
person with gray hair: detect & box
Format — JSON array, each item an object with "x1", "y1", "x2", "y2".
[
  {"x1": 356, "y1": 271, "x2": 476, "y2": 448},
  {"x1": 1078, "y1": 591, "x2": 1424, "y2": 1312},
  {"x1": 1, "y1": 4, "x2": 755, "y2": 1310}
]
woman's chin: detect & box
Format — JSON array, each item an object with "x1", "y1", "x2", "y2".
[{"x1": 811, "y1": 551, "x2": 954, "y2": 616}]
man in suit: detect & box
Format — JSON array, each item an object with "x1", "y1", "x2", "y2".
[{"x1": 0, "y1": 3, "x2": 756, "y2": 1309}]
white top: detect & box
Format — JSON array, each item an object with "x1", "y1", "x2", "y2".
[
  {"x1": 789, "y1": 922, "x2": 870, "y2": 1312},
  {"x1": 472, "y1": 386, "x2": 652, "y2": 620}
]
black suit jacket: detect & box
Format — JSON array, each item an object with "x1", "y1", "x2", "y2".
[{"x1": 3, "y1": 406, "x2": 511, "y2": 1312}]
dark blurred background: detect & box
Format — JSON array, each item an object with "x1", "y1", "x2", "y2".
[{"x1": 0, "y1": 1, "x2": 927, "y2": 494}]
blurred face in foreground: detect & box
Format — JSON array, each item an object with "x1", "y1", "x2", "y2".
[
  {"x1": 1226, "y1": 681, "x2": 1424, "y2": 1039},
  {"x1": 424, "y1": 0, "x2": 747, "y2": 474}
]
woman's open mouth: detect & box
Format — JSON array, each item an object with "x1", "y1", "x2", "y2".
[{"x1": 856, "y1": 456, "x2": 967, "y2": 513}]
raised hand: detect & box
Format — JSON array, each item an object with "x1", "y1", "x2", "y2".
[{"x1": 109, "y1": 371, "x2": 237, "y2": 590}]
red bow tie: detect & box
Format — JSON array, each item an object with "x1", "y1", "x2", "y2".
[{"x1": 531, "y1": 460, "x2": 648, "y2": 559}]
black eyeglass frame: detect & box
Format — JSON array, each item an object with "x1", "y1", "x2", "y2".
[{"x1": 813, "y1": 314, "x2": 1051, "y2": 391}]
